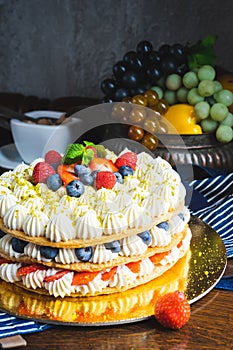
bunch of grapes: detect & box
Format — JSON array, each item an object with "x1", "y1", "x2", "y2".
[
  {"x1": 155, "y1": 65, "x2": 233, "y2": 143},
  {"x1": 111, "y1": 89, "x2": 169, "y2": 150},
  {"x1": 101, "y1": 40, "x2": 188, "y2": 102}
]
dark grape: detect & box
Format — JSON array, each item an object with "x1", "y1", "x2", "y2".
[
  {"x1": 176, "y1": 63, "x2": 189, "y2": 76},
  {"x1": 123, "y1": 51, "x2": 136, "y2": 64},
  {"x1": 113, "y1": 61, "x2": 128, "y2": 78},
  {"x1": 115, "y1": 88, "x2": 129, "y2": 101},
  {"x1": 158, "y1": 44, "x2": 171, "y2": 56},
  {"x1": 147, "y1": 51, "x2": 161, "y2": 67},
  {"x1": 136, "y1": 40, "x2": 153, "y2": 54},
  {"x1": 146, "y1": 66, "x2": 162, "y2": 84},
  {"x1": 160, "y1": 55, "x2": 178, "y2": 75},
  {"x1": 121, "y1": 71, "x2": 140, "y2": 88},
  {"x1": 100, "y1": 78, "x2": 117, "y2": 97},
  {"x1": 100, "y1": 96, "x2": 114, "y2": 103},
  {"x1": 170, "y1": 43, "x2": 187, "y2": 63}
]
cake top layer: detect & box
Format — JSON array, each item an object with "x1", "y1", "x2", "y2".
[{"x1": 0, "y1": 142, "x2": 186, "y2": 245}]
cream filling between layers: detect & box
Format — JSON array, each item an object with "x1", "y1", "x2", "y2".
[{"x1": 0, "y1": 228, "x2": 191, "y2": 298}]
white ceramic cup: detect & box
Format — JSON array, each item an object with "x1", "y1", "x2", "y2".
[{"x1": 10, "y1": 110, "x2": 82, "y2": 164}]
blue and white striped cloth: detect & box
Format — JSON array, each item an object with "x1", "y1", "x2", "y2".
[
  {"x1": 189, "y1": 173, "x2": 233, "y2": 258},
  {"x1": 0, "y1": 313, "x2": 50, "y2": 339},
  {"x1": 0, "y1": 171, "x2": 232, "y2": 339}
]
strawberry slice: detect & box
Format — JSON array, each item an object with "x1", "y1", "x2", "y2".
[
  {"x1": 126, "y1": 261, "x2": 141, "y2": 273},
  {"x1": 177, "y1": 240, "x2": 183, "y2": 249},
  {"x1": 43, "y1": 270, "x2": 70, "y2": 282},
  {"x1": 17, "y1": 264, "x2": 47, "y2": 277},
  {"x1": 57, "y1": 164, "x2": 79, "y2": 186},
  {"x1": 89, "y1": 158, "x2": 118, "y2": 172},
  {"x1": 71, "y1": 271, "x2": 99, "y2": 286},
  {"x1": 150, "y1": 251, "x2": 171, "y2": 264},
  {"x1": 101, "y1": 266, "x2": 118, "y2": 281}
]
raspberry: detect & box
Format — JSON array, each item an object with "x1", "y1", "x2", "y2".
[
  {"x1": 44, "y1": 150, "x2": 62, "y2": 165},
  {"x1": 115, "y1": 151, "x2": 137, "y2": 170},
  {"x1": 32, "y1": 162, "x2": 56, "y2": 184},
  {"x1": 154, "y1": 290, "x2": 190, "y2": 329},
  {"x1": 95, "y1": 171, "x2": 116, "y2": 190}
]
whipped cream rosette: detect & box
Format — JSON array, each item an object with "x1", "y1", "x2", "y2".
[{"x1": 0, "y1": 143, "x2": 192, "y2": 298}]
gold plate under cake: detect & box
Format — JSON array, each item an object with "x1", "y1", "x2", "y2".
[{"x1": 0, "y1": 216, "x2": 227, "y2": 326}]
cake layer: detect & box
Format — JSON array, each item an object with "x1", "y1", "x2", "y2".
[{"x1": 0, "y1": 228, "x2": 192, "y2": 297}]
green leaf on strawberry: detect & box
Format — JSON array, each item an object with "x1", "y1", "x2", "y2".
[
  {"x1": 82, "y1": 148, "x2": 95, "y2": 166},
  {"x1": 62, "y1": 142, "x2": 107, "y2": 165},
  {"x1": 95, "y1": 144, "x2": 107, "y2": 158},
  {"x1": 62, "y1": 143, "x2": 85, "y2": 164}
]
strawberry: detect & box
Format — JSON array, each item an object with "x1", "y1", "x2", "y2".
[
  {"x1": 101, "y1": 266, "x2": 118, "y2": 281},
  {"x1": 57, "y1": 164, "x2": 79, "y2": 186},
  {"x1": 43, "y1": 270, "x2": 70, "y2": 282},
  {"x1": 32, "y1": 162, "x2": 56, "y2": 184},
  {"x1": 44, "y1": 150, "x2": 62, "y2": 165},
  {"x1": 150, "y1": 250, "x2": 171, "y2": 264},
  {"x1": 126, "y1": 261, "x2": 141, "y2": 273},
  {"x1": 95, "y1": 171, "x2": 116, "y2": 190},
  {"x1": 17, "y1": 264, "x2": 47, "y2": 277},
  {"x1": 115, "y1": 151, "x2": 137, "y2": 170},
  {"x1": 154, "y1": 290, "x2": 190, "y2": 329},
  {"x1": 89, "y1": 158, "x2": 118, "y2": 172},
  {"x1": 71, "y1": 271, "x2": 99, "y2": 285},
  {"x1": 85, "y1": 145, "x2": 97, "y2": 158}
]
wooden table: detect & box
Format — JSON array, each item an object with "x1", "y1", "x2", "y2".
[{"x1": 0, "y1": 127, "x2": 232, "y2": 350}]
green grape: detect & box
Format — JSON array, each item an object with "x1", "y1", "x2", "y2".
[
  {"x1": 151, "y1": 86, "x2": 163, "y2": 99},
  {"x1": 176, "y1": 87, "x2": 189, "y2": 103},
  {"x1": 165, "y1": 74, "x2": 182, "y2": 91},
  {"x1": 221, "y1": 112, "x2": 233, "y2": 127},
  {"x1": 215, "y1": 89, "x2": 233, "y2": 106},
  {"x1": 213, "y1": 80, "x2": 222, "y2": 93},
  {"x1": 210, "y1": 103, "x2": 228, "y2": 122},
  {"x1": 201, "y1": 118, "x2": 218, "y2": 133},
  {"x1": 157, "y1": 76, "x2": 166, "y2": 88},
  {"x1": 194, "y1": 101, "x2": 210, "y2": 119},
  {"x1": 182, "y1": 71, "x2": 199, "y2": 89},
  {"x1": 197, "y1": 80, "x2": 215, "y2": 97},
  {"x1": 187, "y1": 88, "x2": 204, "y2": 105},
  {"x1": 164, "y1": 90, "x2": 178, "y2": 105},
  {"x1": 197, "y1": 65, "x2": 216, "y2": 81},
  {"x1": 216, "y1": 125, "x2": 233, "y2": 143}
]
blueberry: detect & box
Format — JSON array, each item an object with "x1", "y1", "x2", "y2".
[
  {"x1": 137, "y1": 230, "x2": 152, "y2": 245},
  {"x1": 0, "y1": 230, "x2": 6, "y2": 239},
  {"x1": 75, "y1": 247, "x2": 93, "y2": 262},
  {"x1": 91, "y1": 170, "x2": 100, "y2": 180},
  {"x1": 157, "y1": 221, "x2": 169, "y2": 231},
  {"x1": 11, "y1": 237, "x2": 28, "y2": 253},
  {"x1": 79, "y1": 173, "x2": 94, "y2": 186},
  {"x1": 114, "y1": 171, "x2": 124, "y2": 184},
  {"x1": 47, "y1": 174, "x2": 62, "y2": 191},
  {"x1": 118, "y1": 165, "x2": 134, "y2": 178},
  {"x1": 104, "y1": 240, "x2": 121, "y2": 253},
  {"x1": 66, "y1": 180, "x2": 85, "y2": 197},
  {"x1": 74, "y1": 164, "x2": 91, "y2": 177},
  {"x1": 178, "y1": 213, "x2": 185, "y2": 221},
  {"x1": 40, "y1": 246, "x2": 58, "y2": 259}
]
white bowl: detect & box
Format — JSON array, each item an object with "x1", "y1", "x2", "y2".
[{"x1": 10, "y1": 110, "x2": 82, "y2": 164}]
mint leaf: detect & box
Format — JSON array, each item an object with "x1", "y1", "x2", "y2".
[
  {"x1": 82, "y1": 149, "x2": 95, "y2": 165},
  {"x1": 83, "y1": 141, "x2": 96, "y2": 147},
  {"x1": 95, "y1": 144, "x2": 107, "y2": 157},
  {"x1": 62, "y1": 143, "x2": 85, "y2": 164}
]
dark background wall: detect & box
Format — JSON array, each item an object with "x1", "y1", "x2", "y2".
[{"x1": 0, "y1": 0, "x2": 232, "y2": 100}]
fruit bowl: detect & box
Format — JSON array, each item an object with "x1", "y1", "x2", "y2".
[{"x1": 155, "y1": 132, "x2": 233, "y2": 172}]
